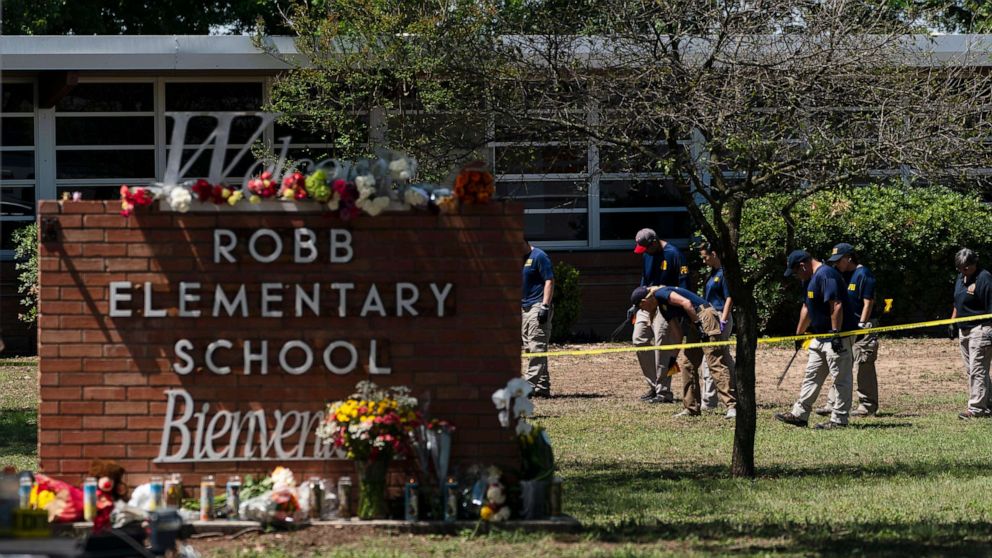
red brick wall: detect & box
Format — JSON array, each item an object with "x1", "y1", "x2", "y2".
[{"x1": 37, "y1": 200, "x2": 522, "y2": 485}]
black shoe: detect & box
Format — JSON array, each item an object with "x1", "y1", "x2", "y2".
[
  {"x1": 647, "y1": 395, "x2": 674, "y2": 404},
  {"x1": 814, "y1": 421, "x2": 847, "y2": 430},
  {"x1": 958, "y1": 410, "x2": 989, "y2": 419},
  {"x1": 639, "y1": 388, "x2": 657, "y2": 401},
  {"x1": 774, "y1": 412, "x2": 808, "y2": 428},
  {"x1": 532, "y1": 391, "x2": 551, "y2": 399}
]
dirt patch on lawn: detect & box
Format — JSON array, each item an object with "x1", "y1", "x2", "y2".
[{"x1": 544, "y1": 338, "x2": 965, "y2": 412}]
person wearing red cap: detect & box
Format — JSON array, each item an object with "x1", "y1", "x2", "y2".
[{"x1": 631, "y1": 228, "x2": 688, "y2": 403}]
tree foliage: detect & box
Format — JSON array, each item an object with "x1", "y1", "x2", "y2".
[
  {"x1": 276, "y1": 0, "x2": 992, "y2": 477},
  {"x1": 741, "y1": 184, "x2": 992, "y2": 334},
  {"x1": 0, "y1": 0, "x2": 292, "y2": 34},
  {"x1": 551, "y1": 261, "x2": 582, "y2": 344},
  {"x1": 13, "y1": 223, "x2": 38, "y2": 326}
]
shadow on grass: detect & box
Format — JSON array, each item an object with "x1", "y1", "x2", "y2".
[
  {"x1": 553, "y1": 393, "x2": 606, "y2": 400},
  {"x1": 565, "y1": 458, "x2": 992, "y2": 483},
  {"x1": 847, "y1": 421, "x2": 914, "y2": 429},
  {"x1": 581, "y1": 518, "x2": 992, "y2": 556},
  {"x1": 0, "y1": 408, "x2": 37, "y2": 455},
  {"x1": 560, "y1": 460, "x2": 992, "y2": 554}
]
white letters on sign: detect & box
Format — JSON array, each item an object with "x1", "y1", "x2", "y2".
[{"x1": 156, "y1": 389, "x2": 341, "y2": 463}]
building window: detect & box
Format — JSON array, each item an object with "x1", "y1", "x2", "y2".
[
  {"x1": 55, "y1": 82, "x2": 155, "y2": 198},
  {"x1": 1, "y1": 82, "x2": 37, "y2": 257},
  {"x1": 164, "y1": 82, "x2": 266, "y2": 183}
]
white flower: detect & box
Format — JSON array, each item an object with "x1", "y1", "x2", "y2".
[
  {"x1": 506, "y1": 378, "x2": 532, "y2": 399},
  {"x1": 167, "y1": 187, "x2": 192, "y2": 213},
  {"x1": 492, "y1": 388, "x2": 508, "y2": 411},
  {"x1": 515, "y1": 420, "x2": 533, "y2": 437},
  {"x1": 270, "y1": 466, "x2": 296, "y2": 491},
  {"x1": 493, "y1": 507, "x2": 511, "y2": 521},
  {"x1": 388, "y1": 158, "x2": 411, "y2": 180},
  {"x1": 404, "y1": 187, "x2": 429, "y2": 208},
  {"x1": 327, "y1": 198, "x2": 340, "y2": 211},
  {"x1": 497, "y1": 409, "x2": 509, "y2": 428},
  {"x1": 513, "y1": 396, "x2": 534, "y2": 419},
  {"x1": 355, "y1": 174, "x2": 376, "y2": 190}
]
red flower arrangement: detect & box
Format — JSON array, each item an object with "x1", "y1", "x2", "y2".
[
  {"x1": 119, "y1": 185, "x2": 154, "y2": 217},
  {"x1": 280, "y1": 171, "x2": 309, "y2": 201},
  {"x1": 247, "y1": 171, "x2": 278, "y2": 199},
  {"x1": 453, "y1": 163, "x2": 495, "y2": 205}
]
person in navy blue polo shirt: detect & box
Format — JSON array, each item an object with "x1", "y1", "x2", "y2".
[
  {"x1": 630, "y1": 283, "x2": 734, "y2": 418},
  {"x1": 522, "y1": 241, "x2": 555, "y2": 397},
  {"x1": 698, "y1": 243, "x2": 737, "y2": 417},
  {"x1": 632, "y1": 228, "x2": 689, "y2": 403},
  {"x1": 948, "y1": 248, "x2": 992, "y2": 419},
  {"x1": 817, "y1": 243, "x2": 880, "y2": 417},
  {"x1": 775, "y1": 250, "x2": 859, "y2": 429}
]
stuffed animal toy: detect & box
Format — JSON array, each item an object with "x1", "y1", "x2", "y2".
[
  {"x1": 87, "y1": 459, "x2": 127, "y2": 532},
  {"x1": 480, "y1": 477, "x2": 510, "y2": 522},
  {"x1": 30, "y1": 473, "x2": 83, "y2": 523}
]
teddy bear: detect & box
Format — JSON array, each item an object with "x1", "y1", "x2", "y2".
[
  {"x1": 480, "y1": 470, "x2": 511, "y2": 522},
  {"x1": 87, "y1": 459, "x2": 127, "y2": 532}
]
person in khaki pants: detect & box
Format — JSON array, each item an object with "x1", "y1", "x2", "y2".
[
  {"x1": 698, "y1": 243, "x2": 737, "y2": 416},
  {"x1": 818, "y1": 243, "x2": 880, "y2": 417},
  {"x1": 948, "y1": 248, "x2": 992, "y2": 419},
  {"x1": 631, "y1": 228, "x2": 688, "y2": 404},
  {"x1": 630, "y1": 285, "x2": 735, "y2": 418},
  {"x1": 522, "y1": 241, "x2": 555, "y2": 398},
  {"x1": 775, "y1": 250, "x2": 860, "y2": 429}
]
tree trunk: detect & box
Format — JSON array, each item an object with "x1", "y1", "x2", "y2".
[{"x1": 731, "y1": 289, "x2": 759, "y2": 478}]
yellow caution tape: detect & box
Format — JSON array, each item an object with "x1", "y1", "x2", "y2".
[{"x1": 523, "y1": 313, "x2": 992, "y2": 358}]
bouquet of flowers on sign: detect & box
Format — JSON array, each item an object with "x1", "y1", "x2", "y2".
[
  {"x1": 316, "y1": 381, "x2": 421, "y2": 518},
  {"x1": 453, "y1": 161, "x2": 495, "y2": 205}
]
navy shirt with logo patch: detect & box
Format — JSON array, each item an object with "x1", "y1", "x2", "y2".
[
  {"x1": 845, "y1": 265, "x2": 877, "y2": 318},
  {"x1": 641, "y1": 243, "x2": 688, "y2": 289},
  {"x1": 522, "y1": 247, "x2": 554, "y2": 308},
  {"x1": 703, "y1": 267, "x2": 730, "y2": 312},
  {"x1": 653, "y1": 286, "x2": 708, "y2": 321},
  {"x1": 954, "y1": 268, "x2": 992, "y2": 325},
  {"x1": 803, "y1": 264, "x2": 859, "y2": 334}
]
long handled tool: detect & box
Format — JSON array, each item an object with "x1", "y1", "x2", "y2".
[
  {"x1": 609, "y1": 317, "x2": 631, "y2": 341},
  {"x1": 776, "y1": 347, "x2": 801, "y2": 387},
  {"x1": 610, "y1": 305, "x2": 638, "y2": 341}
]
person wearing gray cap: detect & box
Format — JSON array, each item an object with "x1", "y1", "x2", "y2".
[
  {"x1": 774, "y1": 250, "x2": 859, "y2": 429},
  {"x1": 816, "y1": 243, "x2": 880, "y2": 417},
  {"x1": 631, "y1": 228, "x2": 688, "y2": 403}
]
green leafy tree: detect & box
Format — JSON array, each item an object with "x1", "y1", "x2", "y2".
[
  {"x1": 13, "y1": 223, "x2": 38, "y2": 326},
  {"x1": 551, "y1": 261, "x2": 581, "y2": 344},
  {"x1": 275, "y1": 0, "x2": 992, "y2": 477},
  {"x1": 742, "y1": 185, "x2": 992, "y2": 334},
  {"x1": 0, "y1": 0, "x2": 292, "y2": 34}
]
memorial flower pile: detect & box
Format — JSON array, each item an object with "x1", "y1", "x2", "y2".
[
  {"x1": 316, "y1": 381, "x2": 421, "y2": 462},
  {"x1": 453, "y1": 162, "x2": 495, "y2": 205},
  {"x1": 116, "y1": 145, "x2": 490, "y2": 220},
  {"x1": 119, "y1": 185, "x2": 154, "y2": 217}
]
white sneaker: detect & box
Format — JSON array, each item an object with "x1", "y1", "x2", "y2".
[
  {"x1": 673, "y1": 409, "x2": 700, "y2": 418},
  {"x1": 725, "y1": 408, "x2": 737, "y2": 420}
]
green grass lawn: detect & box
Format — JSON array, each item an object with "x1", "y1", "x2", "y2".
[
  {"x1": 0, "y1": 357, "x2": 37, "y2": 472},
  {"x1": 5, "y1": 346, "x2": 992, "y2": 556}
]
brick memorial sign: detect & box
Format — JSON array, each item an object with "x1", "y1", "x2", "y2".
[{"x1": 36, "y1": 201, "x2": 522, "y2": 483}]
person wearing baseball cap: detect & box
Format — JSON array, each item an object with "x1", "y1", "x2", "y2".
[
  {"x1": 775, "y1": 249, "x2": 859, "y2": 429},
  {"x1": 816, "y1": 243, "x2": 880, "y2": 417},
  {"x1": 630, "y1": 283, "x2": 736, "y2": 419},
  {"x1": 630, "y1": 228, "x2": 688, "y2": 403}
]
